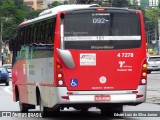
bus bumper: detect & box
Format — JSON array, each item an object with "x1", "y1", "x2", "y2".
[{"x1": 54, "y1": 85, "x2": 146, "y2": 105}]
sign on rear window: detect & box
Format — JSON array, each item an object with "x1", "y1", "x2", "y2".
[
  {"x1": 63, "y1": 12, "x2": 141, "y2": 50},
  {"x1": 64, "y1": 12, "x2": 140, "y2": 37}
]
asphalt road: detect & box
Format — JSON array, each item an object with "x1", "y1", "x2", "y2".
[
  {"x1": 146, "y1": 71, "x2": 160, "y2": 104},
  {"x1": 0, "y1": 73, "x2": 160, "y2": 120}
]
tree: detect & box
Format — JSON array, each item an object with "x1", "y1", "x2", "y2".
[
  {"x1": 1, "y1": 0, "x2": 16, "y2": 17},
  {"x1": 51, "y1": 1, "x2": 63, "y2": 7},
  {"x1": 76, "y1": 0, "x2": 91, "y2": 4},
  {"x1": 145, "y1": 9, "x2": 160, "y2": 27},
  {"x1": 89, "y1": 0, "x2": 129, "y2": 7},
  {"x1": 0, "y1": 0, "x2": 32, "y2": 41},
  {"x1": 111, "y1": 0, "x2": 129, "y2": 7},
  {"x1": 63, "y1": 1, "x2": 68, "y2": 5},
  {"x1": 25, "y1": 10, "x2": 43, "y2": 19},
  {"x1": 0, "y1": 0, "x2": 17, "y2": 41},
  {"x1": 0, "y1": 0, "x2": 2, "y2": 6},
  {"x1": 14, "y1": 0, "x2": 24, "y2": 9}
]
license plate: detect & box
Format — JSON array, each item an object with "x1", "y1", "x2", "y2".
[{"x1": 95, "y1": 95, "x2": 111, "y2": 101}]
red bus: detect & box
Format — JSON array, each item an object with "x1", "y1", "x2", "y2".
[{"x1": 9, "y1": 4, "x2": 147, "y2": 116}]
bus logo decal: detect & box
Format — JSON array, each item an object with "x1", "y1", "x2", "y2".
[
  {"x1": 119, "y1": 61, "x2": 125, "y2": 68},
  {"x1": 70, "y1": 79, "x2": 78, "y2": 87}
]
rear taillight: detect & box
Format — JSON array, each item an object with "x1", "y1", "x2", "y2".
[
  {"x1": 135, "y1": 10, "x2": 139, "y2": 15},
  {"x1": 56, "y1": 59, "x2": 66, "y2": 86},
  {"x1": 139, "y1": 59, "x2": 147, "y2": 85}
]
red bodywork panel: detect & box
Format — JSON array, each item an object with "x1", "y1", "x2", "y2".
[
  {"x1": 62, "y1": 49, "x2": 145, "y2": 91},
  {"x1": 57, "y1": 11, "x2": 146, "y2": 91},
  {"x1": 12, "y1": 60, "x2": 28, "y2": 103}
]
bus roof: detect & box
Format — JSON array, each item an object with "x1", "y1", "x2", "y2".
[
  {"x1": 39, "y1": 4, "x2": 100, "y2": 16},
  {"x1": 19, "y1": 4, "x2": 139, "y2": 28},
  {"x1": 19, "y1": 4, "x2": 100, "y2": 27}
]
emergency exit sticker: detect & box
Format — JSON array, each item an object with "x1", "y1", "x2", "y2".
[{"x1": 80, "y1": 54, "x2": 96, "y2": 66}]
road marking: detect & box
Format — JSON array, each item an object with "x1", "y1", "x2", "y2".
[{"x1": 4, "y1": 86, "x2": 13, "y2": 95}]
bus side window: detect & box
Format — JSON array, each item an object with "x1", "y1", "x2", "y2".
[
  {"x1": 30, "y1": 27, "x2": 34, "y2": 44},
  {"x1": 28, "y1": 47, "x2": 32, "y2": 59},
  {"x1": 20, "y1": 50, "x2": 26, "y2": 60},
  {"x1": 20, "y1": 29, "x2": 24, "y2": 45},
  {"x1": 41, "y1": 24, "x2": 45, "y2": 44},
  {"x1": 12, "y1": 49, "x2": 17, "y2": 65},
  {"x1": 25, "y1": 28, "x2": 28, "y2": 44},
  {"x1": 17, "y1": 30, "x2": 21, "y2": 46},
  {"x1": 40, "y1": 24, "x2": 44, "y2": 43},
  {"x1": 37, "y1": 24, "x2": 42, "y2": 44},
  {"x1": 22, "y1": 29, "x2": 24, "y2": 45},
  {"x1": 26, "y1": 28, "x2": 29, "y2": 44},
  {"x1": 48, "y1": 22, "x2": 54, "y2": 44},
  {"x1": 45, "y1": 24, "x2": 49, "y2": 44},
  {"x1": 24, "y1": 28, "x2": 27, "y2": 45},
  {"x1": 28, "y1": 27, "x2": 32, "y2": 44},
  {"x1": 16, "y1": 51, "x2": 20, "y2": 60},
  {"x1": 33, "y1": 27, "x2": 37, "y2": 43},
  {"x1": 12, "y1": 37, "x2": 18, "y2": 65},
  {"x1": 34, "y1": 26, "x2": 37, "y2": 43},
  {"x1": 36, "y1": 26, "x2": 39, "y2": 43},
  {"x1": 20, "y1": 46, "x2": 29, "y2": 60},
  {"x1": 37, "y1": 24, "x2": 41, "y2": 43}
]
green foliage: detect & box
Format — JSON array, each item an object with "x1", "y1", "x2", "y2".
[
  {"x1": 96, "y1": 0, "x2": 129, "y2": 7},
  {"x1": 51, "y1": 1, "x2": 63, "y2": 7},
  {"x1": 0, "y1": 0, "x2": 19, "y2": 41},
  {"x1": 111, "y1": 0, "x2": 129, "y2": 7},
  {"x1": 0, "y1": 0, "x2": 39, "y2": 41},
  {"x1": 144, "y1": 9, "x2": 160, "y2": 33},
  {"x1": 0, "y1": 0, "x2": 159, "y2": 42},
  {"x1": 75, "y1": 0, "x2": 91, "y2": 4},
  {"x1": 0, "y1": 0, "x2": 70, "y2": 41},
  {"x1": 14, "y1": 0, "x2": 23, "y2": 9},
  {"x1": 63, "y1": 1, "x2": 68, "y2": 5},
  {"x1": 25, "y1": 10, "x2": 43, "y2": 20},
  {"x1": 145, "y1": 9, "x2": 160, "y2": 20},
  {"x1": 1, "y1": 0, "x2": 16, "y2": 17}
]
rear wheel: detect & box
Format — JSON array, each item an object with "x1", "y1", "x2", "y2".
[
  {"x1": 39, "y1": 96, "x2": 48, "y2": 117},
  {"x1": 80, "y1": 107, "x2": 89, "y2": 113},
  {"x1": 147, "y1": 70, "x2": 151, "y2": 74},
  {"x1": 39, "y1": 96, "x2": 60, "y2": 117},
  {"x1": 73, "y1": 106, "x2": 89, "y2": 112},
  {"x1": 5, "y1": 81, "x2": 9, "y2": 86},
  {"x1": 100, "y1": 105, "x2": 123, "y2": 116},
  {"x1": 19, "y1": 102, "x2": 29, "y2": 112}
]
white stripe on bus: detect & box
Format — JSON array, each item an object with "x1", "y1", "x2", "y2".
[{"x1": 64, "y1": 36, "x2": 141, "y2": 41}]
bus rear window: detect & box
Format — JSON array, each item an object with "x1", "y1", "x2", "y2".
[{"x1": 64, "y1": 12, "x2": 141, "y2": 50}]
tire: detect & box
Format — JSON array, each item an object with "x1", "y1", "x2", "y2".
[
  {"x1": 80, "y1": 108, "x2": 89, "y2": 113},
  {"x1": 147, "y1": 71, "x2": 151, "y2": 74},
  {"x1": 39, "y1": 96, "x2": 47, "y2": 117},
  {"x1": 39, "y1": 96, "x2": 52, "y2": 117},
  {"x1": 101, "y1": 105, "x2": 123, "y2": 117},
  {"x1": 5, "y1": 81, "x2": 9, "y2": 86},
  {"x1": 39, "y1": 96, "x2": 60, "y2": 117},
  {"x1": 19, "y1": 102, "x2": 29, "y2": 112}
]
